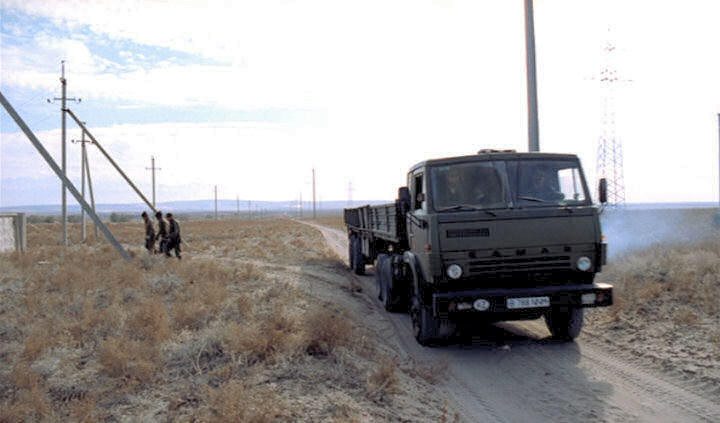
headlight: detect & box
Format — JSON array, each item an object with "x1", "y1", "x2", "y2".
[
  {"x1": 446, "y1": 264, "x2": 462, "y2": 279},
  {"x1": 577, "y1": 256, "x2": 592, "y2": 271},
  {"x1": 473, "y1": 298, "x2": 490, "y2": 311}
]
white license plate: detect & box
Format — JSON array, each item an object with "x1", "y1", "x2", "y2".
[{"x1": 507, "y1": 296, "x2": 550, "y2": 309}]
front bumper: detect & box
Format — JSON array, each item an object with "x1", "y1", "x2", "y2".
[{"x1": 432, "y1": 282, "x2": 613, "y2": 318}]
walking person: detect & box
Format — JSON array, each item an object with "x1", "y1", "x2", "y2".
[
  {"x1": 141, "y1": 211, "x2": 155, "y2": 253},
  {"x1": 166, "y1": 212, "x2": 182, "y2": 259},
  {"x1": 155, "y1": 210, "x2": 169, "y2": 255}
]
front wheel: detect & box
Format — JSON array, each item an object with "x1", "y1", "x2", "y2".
[
  {"x1": 545, "y1": 307, "x2": 584, "y2": 341},
  {"x1": 411, "y1": 295, "x2": 438, "y2": 346}
]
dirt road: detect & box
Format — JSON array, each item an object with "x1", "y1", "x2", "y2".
[{"x1": 309, "y1": 223, "x2": 720, "y2": 423}]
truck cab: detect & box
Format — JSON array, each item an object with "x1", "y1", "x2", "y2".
[{"x1": 345, "y1": 150, "x2": 613, "y2": 345}]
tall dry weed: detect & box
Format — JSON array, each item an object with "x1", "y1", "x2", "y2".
[
  {"x1": 204, "y1": 380, "x2": 285, "y2": 422},
  {"x1": 366, "y1": 355, "x2": 398, "y2": 402},
  {"x1": 126, "y1": 297, "x2": 171, "y2": 343},
  {"x1": 97, "y1": 337, "x2": 157, "y2": 383},
  {"x1": 302, "y1": 308, "x2": 354, "y2": 357}
]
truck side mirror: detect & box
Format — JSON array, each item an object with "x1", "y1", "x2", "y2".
[
  {"x1": 598, "y1": 178, "x2": 608, "y2": 204},
  {"x1": 398, "y1": 187, "x2": 411, "y2": 213}
]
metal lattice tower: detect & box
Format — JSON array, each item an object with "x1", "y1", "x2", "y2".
[{"x1": 595, "y1": 34, "x2": 629, "y2": 207}]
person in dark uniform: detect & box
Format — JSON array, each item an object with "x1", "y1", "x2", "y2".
[
  {"x1": 165, "y1": 212, "x2": 182, "y2": 259},
  {"x1": 141, "y1": 211, "x2": 155, "y2": 253},
  {"x1": 155, "y1": 210, "x2": 169, "y2": 255}
]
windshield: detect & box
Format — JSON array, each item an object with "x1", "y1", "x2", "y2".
[
  {"x1": 430, "y1": 159, "x2": 589, "y2": 211},
  {"x1": 431, "y1": 161, "x2": 512, "y2": 210}
]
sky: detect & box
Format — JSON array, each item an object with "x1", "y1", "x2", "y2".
[{"x1": 1, "y1": 0, "x2": 720, "y2": 207}]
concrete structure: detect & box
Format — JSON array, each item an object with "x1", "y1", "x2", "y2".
[{"x1": 0, "y1": 213, "x2": 26, "y2": 253}]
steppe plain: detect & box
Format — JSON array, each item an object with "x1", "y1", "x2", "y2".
[{"x1": 1, "y1": 207, "x2": 718, "y2": 422}]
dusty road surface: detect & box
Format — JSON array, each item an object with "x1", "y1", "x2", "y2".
[{"x1": 308, "y1": 223, "x2": 720, "y2": 423}]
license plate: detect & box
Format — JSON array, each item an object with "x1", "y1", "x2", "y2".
[{"x1": 507, "y1": 296, "x2": 550, "y2": 309}]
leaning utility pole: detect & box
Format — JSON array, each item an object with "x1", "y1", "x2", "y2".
[
  {"x1": 1, "y1": 91, "x2": 129, "y2": 259},
  {"x1": 65, "y1": 109, "x2": 156, "y2": 213},
  {"x1": 48, "y1": 61, "x2": 80, "y2": 245},
  {"x1": 146, "y1": 156, "x2": 161, "y2": 208},
  {"x1": 312, "y1": 168, "x2": 316, "y2": 219},
  {"x1": 524, "y1": 0, "x2": 540, "y2": 152}
]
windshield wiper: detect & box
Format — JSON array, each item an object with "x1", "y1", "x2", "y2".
[
  {"x1": 437, "y1": 205, "x2": 496, "y2": 216},
  {"x1": 518, "y1": 196, "x2": 553, "y2": 203}
]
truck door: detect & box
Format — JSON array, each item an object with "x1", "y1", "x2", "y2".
[{"x1": 408, "y1": 170, "x2": 429, "y2": 255}]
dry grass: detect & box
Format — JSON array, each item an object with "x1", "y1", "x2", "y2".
[
  {"x1": 0, "y1": 218, "x2": 442, "y2": 421},
  {"x1": 308, "y1": 215, "x2": 346, "y2": 231},
  {"x1": 596, "y1": 239, "x2": 720, "y2": 320},
  {"x1": 589, "y1": 219, "x2": 720, "y2": 391},
  {"x1": 365, "y1": 355, "x2": 398, "y2": 402}
]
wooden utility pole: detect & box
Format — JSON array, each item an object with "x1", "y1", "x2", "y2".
[
  {"x1": 48, "y1": 61, "x2": 80, "y2": 245},
  {"x1": 72, "y1": 122, "x2": 97, "y2": 241},
  {"x1": 146, "y1": 156, "x2": 161, "y2": 208}
]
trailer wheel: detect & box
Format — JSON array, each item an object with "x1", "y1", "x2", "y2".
[
  {"x1": 352, "y1": 237, "x2": 365, "y2": 275},
  {"x1": 376, "y1": 254, "x2": 388, "y2": 301},
  {"x1": 348, "y1": 235, "x2": 356, "y2": 270},
  {"x1": 411, "y1": 295, "x2": 438, "y2": 346},
  {"x1": 545, "y1": 307, "x2": 584, "y2": 341}
]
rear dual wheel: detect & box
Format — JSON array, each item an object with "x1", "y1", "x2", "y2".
[
  {"x1": 376, "y1": 254, "x2": 403, "y2": 312},
  {"x1": 376, "y1": 254, "x2": 388, "y2": 300}
]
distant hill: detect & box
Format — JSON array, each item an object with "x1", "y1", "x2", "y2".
[
  {"x1": 2, "y1": 200, "x2": 716, "y2": 215},
  {"x1": 0, "y1": 199, "x2": 393, "y2": 215}
]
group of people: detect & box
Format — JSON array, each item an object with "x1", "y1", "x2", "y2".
[{"x1": 141, "y1": 211, "x2": 182, "y2": 259}]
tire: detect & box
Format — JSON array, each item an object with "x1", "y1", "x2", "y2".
[
  {"x1": 411, "y1": 295, "x2": 438, "y2": 346},
  {"x1": 545, "y1": 307, "x2": 584, "y2": 341},
  {"x1": 382, "y1": 257, "x2": 405, "y2": 312},
  {"x1": 381, "y1": 257, "x2": 394, "y2": 311},
  {"x1": 348, "y1": 235, "x2": 356, "y2": 270},
  {"x1": 352, "y1": 237, "x2": 365, "y2": 275},
  {"x1": 376, "y1": 254, "x2": 388, "y2": 301}
]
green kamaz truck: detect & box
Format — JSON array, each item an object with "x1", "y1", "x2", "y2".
[{"x1": 344, "y1": 150, "x2": 613, "y2": 345}]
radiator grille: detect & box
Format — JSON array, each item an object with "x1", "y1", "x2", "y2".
[{"x1": 468, "y1": 255, "x2": 571, "y2": 274}]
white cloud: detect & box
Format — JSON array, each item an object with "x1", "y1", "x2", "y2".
[{"x1": 2, "y1": 0, "x2": 720, "y2": 203}]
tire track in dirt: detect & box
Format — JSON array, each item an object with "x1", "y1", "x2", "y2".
[{"x1": 304, "y1": 222, "x2": 720, "y2": 422}]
